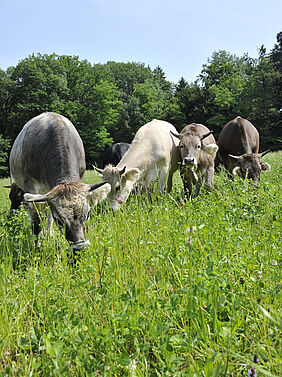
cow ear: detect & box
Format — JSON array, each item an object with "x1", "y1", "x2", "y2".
[
  {"x1": 88, "y1": 181, "x2": 108, "y2": 192},
  {"x1": 122, "y1": 168, "x2": 140, "y2": 182},
  {"x1": 170, "y1": 131, "x2": 181, "y2": 139},
  {"x1": 261, "y1": 162, "x2": 271, "y2": 171},
  {"x1": 24, "y1": 193, "x2": 49, "y2": 203},
  {"x1": 202, "y1": 143, "x2": 218, "y2": 155},
  {"x1": 232, "y1": 166, "x2": 241, "y2": 176}
]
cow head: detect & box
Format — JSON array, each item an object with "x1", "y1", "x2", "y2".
[
  {"x1": 24, "y1": 181, "x2": 107, "y2": 251},
  {"x1": 171, "y1": 131, "x2": 218, "y2": 170},
  {"x1": 102, "y1": 164, "x2": 140, "y2": 211},
  {"x1": 230, "y1": 150, "x2": 271, "y2": 182},
  {"x1": 4, "y1": 183, "x2": 25, "y2": 213}
]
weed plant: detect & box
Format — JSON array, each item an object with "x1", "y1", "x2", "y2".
[{"x1": 0, "y1": 152, "x2": 281, "y2": 376}]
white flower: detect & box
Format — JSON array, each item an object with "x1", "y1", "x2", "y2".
[{"x1": 127, "y1": 359, "x2": 137, "y2": 371}]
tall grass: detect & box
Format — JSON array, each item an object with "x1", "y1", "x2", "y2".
[{"x1": 0, "y1": 152, "x2": 280, "y2": 376}]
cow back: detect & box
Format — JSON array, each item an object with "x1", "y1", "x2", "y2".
[
  {"x1": 10, "y1": 112, "x2": 86, "y2": 193},
  {"x1": 218, "y1": 117, "x2": 259, "y2": 156}
]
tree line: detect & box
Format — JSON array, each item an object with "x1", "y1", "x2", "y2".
[{"x1": 0, "y1": 32, "x2": 281, "y2": 177}]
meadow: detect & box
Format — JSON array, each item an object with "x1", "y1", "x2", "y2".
[{"x1": 0, "y1": 152, "x2": 280, "y2": 377}]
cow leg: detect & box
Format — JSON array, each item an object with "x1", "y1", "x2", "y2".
[
  {"x1": 47, "y1": 208, "x2": 54, "y2": 235},
  {"x1": 27, "y1": 202, "x2": 41, "y2": 239},
  {"x1": 204, "y1": 165, "x2": 215, "y2": 189},
  {"x1": 158, "y1": 167, "x2": 169, "y2": 193},
  {"x1": 181, "y1": 169, "x2": 193, "y2": 200},
  {"x1": 195, "y1": 177, "x2": 203, "y2": 197}
]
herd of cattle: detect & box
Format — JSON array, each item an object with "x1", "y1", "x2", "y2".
[{"x1": 5, "y1": 112, "x2": 271, "y2": 252}]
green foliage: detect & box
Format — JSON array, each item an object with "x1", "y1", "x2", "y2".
[
  {"x1": 0, "y1": 32, "x2": 281, "y2": 174},
  {"x1": 0, "y1": 152, "x2": 280, "y2": 376},
  {"x1": 0, "y1": 134, "x2": 10, "y2": 177}
]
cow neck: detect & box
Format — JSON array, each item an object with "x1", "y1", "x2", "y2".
[{"x1": 50, "y1": 170, "x2": 82, "y2": 188}]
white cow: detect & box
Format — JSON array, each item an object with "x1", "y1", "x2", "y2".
[{"x1": 100, "y1": 119, "x2": 180, "y2": 211}]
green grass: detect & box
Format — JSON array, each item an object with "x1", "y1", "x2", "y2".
[{"x1": 0, "y1": 152, "x2": 281, "y2": 376}]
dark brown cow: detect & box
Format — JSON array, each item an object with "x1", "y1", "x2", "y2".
[
  {"x1": 171, "y1": 123, "x2": 218, "y2": 199},
  {"x1": 217, "y1": 116, "x2": 271, "y2": 182},
  {"x1": 4, "y1": 183, "x2": 25, "y2": 213}
]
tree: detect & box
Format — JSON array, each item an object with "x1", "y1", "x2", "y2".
[{"x1": 0, "y1": 134, "x2": 10, "y2": 177}]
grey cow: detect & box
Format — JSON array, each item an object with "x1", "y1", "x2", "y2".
[
  {"x1": 217, "y1": 116, "x2": 271, "y2": 182},
  {"x1": 9, "y1": 112, "x2": 107, "y2": 251},
  {"x1": 171, "y1": 123, "x2": 218, "y2": 199}
]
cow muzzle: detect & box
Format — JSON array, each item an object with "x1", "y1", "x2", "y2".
[
  {"x1": 183, "y1": 157, "x2": 197, "y2": 168},
  {"x1": 70, "y1": 239, "x2": 90, "y2": 252}
]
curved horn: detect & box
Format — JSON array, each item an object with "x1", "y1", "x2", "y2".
[
  {"x1": 170, "y1": 131, "x2": 181, "y2": 139},
  {"x1": 88, "y1": 181, "x2": 108, "y2": 192},
  {"x1": 3, "y1": 185, "x2": 11, "y2": 188},
  {"x1": 119, "y1": 166, "x2": 126, "y2": 176},
  {"x1": 232, "y1": 166, "x2": 241, "y2": 176},
  {"x1": 258, "y1": 149, "x2": 271, "y2": 158},
  {"x1": 228, "y1": 154, "x2": 243, "y2": 160},
  {"x1": 92, "y1": 164, "x2": 104, "y2": 173},
  {"x1": 201, "y1": 131, "x2": 213, "y2": 140}
]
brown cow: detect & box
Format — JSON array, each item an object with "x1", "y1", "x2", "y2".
[
  {"x1": 217, "y1": 116, "x2": 271, "y2": 182},
  {"x1": 4, "y1": 183, "x2": 25, "y2": 213},
  {"x1": 171, "y1": 123, "x2": 218, "y2": 199}
]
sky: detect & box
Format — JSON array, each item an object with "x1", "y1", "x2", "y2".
[{"x1": 1, "y1": 0, "x2": 281, "y2": 83}]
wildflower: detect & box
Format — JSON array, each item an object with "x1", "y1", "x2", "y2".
[
  {"x1": 248, "y1": 368, "x2": 256, "y2": 376},
  {"x1": 272, "y1": 260, "x2": 277, "y2": 266},
  {"x1": 240, "y1": 277, "x2": 245, "y2": 285},
  {"x1": 180, "y1": 199, "x2": 185, "y2": 206},
  {"x1": 127, "y1": 359, "x2": 137, "y2": 371},
  {"x1": 252, "y1": 355, "x2": 260, "y2": 363},
  {"x1": 117, "y1": 197, "x2": 123, "y2": 204}
]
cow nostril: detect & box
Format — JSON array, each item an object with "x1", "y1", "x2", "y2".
[{"x1": 183, "y1": 157, "x2": 196, "y2": 166}]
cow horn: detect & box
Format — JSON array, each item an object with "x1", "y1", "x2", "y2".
[
  {"x1": 88, "y1": 181, "x2": 108, "y2": 192},
  {"x1": 258, "y1": 149, "x2": 271, "y2": 158},
  {"x1": 228, "y1": 154, "x2": 242, "y2": 160},
  {"x1": 24, "y1": 193, "x2": 49, "y2": 203},
  {"x1": 201, "y1": 131, "x2": 213, "y2": 140},
  {"x1": 92, "y1": 164, "x2": 104, "y2": 173},
  {"x1": 170, "y1": 131, "x2": 181, "y2": 139},
  {"x1": 3, "y1": 185, "x2": 11, "y2": 188},
  {"x1": 119, "y1": 166, "x2": 126, "y2": 176},
  {"x1": 232, "y1": 166, "x2": 241, "y2": 176}
]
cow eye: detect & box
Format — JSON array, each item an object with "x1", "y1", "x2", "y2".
[
  {"x1": 180, "y1": 144, "x2": 184, "y2": 148},
  {"x1": 115, "y1": 183, "x2": 120, "y2": 193},
  {"x1": 197, "y1": 144, "x2": 201, "y2": 149}
]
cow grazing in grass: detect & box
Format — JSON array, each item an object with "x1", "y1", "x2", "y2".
[
  {"x1": 171, "y1": 123, "x2": 218, "y2": 199},
  {"x1": 9, "y1": 112, "x2": 107, "y2": 251},
  {"x1": 4, "y1": 182, "x2": 25, "y2": 213},
  {"x1": 100, "y1": 119, "x2": 180, "y2": 211},
  {"x1": 217, "y1": 116, "x2": 271, "y2": 182},
  {"x1": 102, "y1": 142, "x2": 131, "y2": 167}
]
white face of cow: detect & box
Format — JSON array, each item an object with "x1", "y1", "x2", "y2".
[
  {"x1": 102, "y1": 165, "x2": 140, "y2": 211},
  {"x1": 24, "y1": 181, "x2": 107, "y2": 251}
]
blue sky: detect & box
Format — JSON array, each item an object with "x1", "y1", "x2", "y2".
[{"x1": 1, "y1": 0, "x2": 281, "y2": 83}]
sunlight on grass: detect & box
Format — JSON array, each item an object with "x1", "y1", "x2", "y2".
[{"x1": 0, "y1": 152, "x2": 280, "y2": 376}]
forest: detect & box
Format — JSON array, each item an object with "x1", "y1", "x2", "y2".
[{"x1": 0, "y1": 32, "x2": 281, "y2": 177}]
